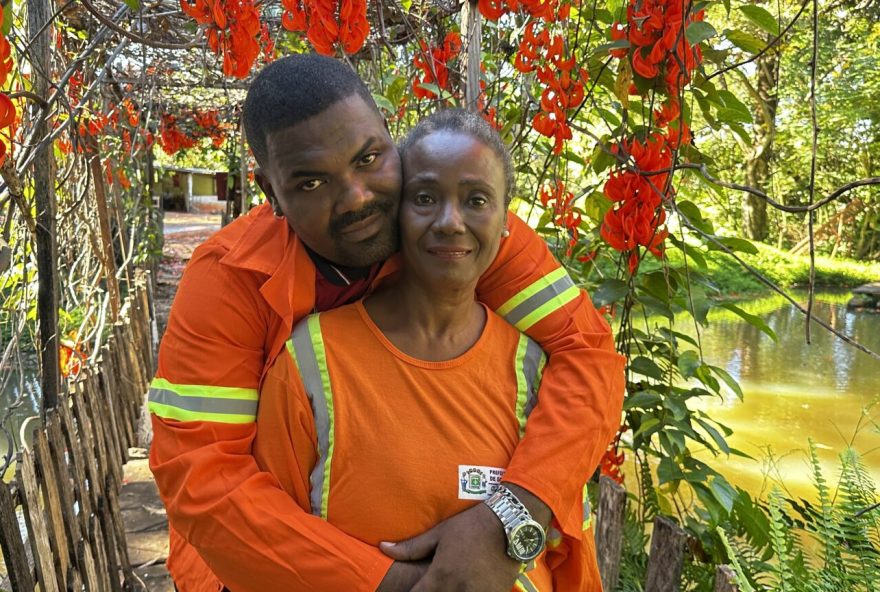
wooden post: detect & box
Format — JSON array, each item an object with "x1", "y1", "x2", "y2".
[
  {"x1": 88, "y1": 145, "x2": 122, "y2": 322},
  {"x1": 0, "y1": 484, "x2": 36, "y2": 591},
  {"x1": 714, "y1": 565, "x2": 739, "y2": 592},
  {"x1": 595, "y1": 476, "x2": 627, "y2": 592},
  {"x1": 645, "y1": 515, "x2": 687, "y2": 592},
  {"x1": 29, "y1": 0, "x2": 61, "y2": 415},
  {"x1": 460, "y1": 0, "x2": 482, "y2": 112}
]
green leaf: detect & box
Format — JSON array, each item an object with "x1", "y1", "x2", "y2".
[
  {"x1": 709, "y1": 476, "x2": 737, "y2": 513},
  {"x1": 625, "y1": 390, "x2": 663, "y2": 410},
  {"x1": 633, "y1": 416, "x2": 661, "y2": 438},
  {"x1": 592, "y1": 39, "x2": 630, "y2": 56},
  {"x1": 696, "y1": 417, "x2": 731, "y2": 454},
  {"x1": 385, "y1": 75, "x2": 408, "y2": 110},
  {"x1": 639, "y1": 294, "x2": 674, "y2": 321},
  {"x1": 717, "y1": 90, "x2": 753, "y2": 124},
  {"x1": 595, "y1": 108, "x2": 621, "y2": 128},
  {"x1": 631, "y1": 356, "x2": 665, "y2": 380},
  {"x1": 725, "y1": 29, "x2": 766, "y2": 54},
  {"x1": 738, "y1": 5, "x2": 780, "y2": 36},
  {"x1": 707, "y1": 364, "x2": 744, "y2": 399},
  {"x1": 663, "y1": 396, "x2": 689, "y2": 421},
  {"x1": 591, "y1": 144, "x2": 618, "y2": 175},
  {"x1": 719, "y1": 303, "x2": 778, "y2": 341},
  {"x1": 592, "y1": 278, "x2": 629, "y2": 307},
  {"x1": 372, "y1": 94, "x2": 396, "y2": 115},
  {"x1": 3, "y1": 2, "x2": 13, "y2": 36},
  {"x1": 124, "y1": 0, "x2": 141, "y2": 10},
  {"x1": 561, "y1": 150, "x2": 586, "y2": 166},
  {"x1": 657, "y1": 458, "x2": 685, "y2": 484},
  {"x1": 714, "y1": 236, "x2": 758, "y2": 254},
  {"x1": 677, "y1": 350, "x2": 701, "y2": 378},
  {"x1": 686, "y1": 21, "x2": 717, "y2": 45}
]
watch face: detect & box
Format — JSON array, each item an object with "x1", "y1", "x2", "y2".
[{"x1": 509, "y1": 522, "x2": 546, "y2": 561}]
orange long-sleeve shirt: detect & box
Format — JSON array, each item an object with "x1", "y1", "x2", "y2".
[
  {"x1": 149, "y1": 203, "x2": 625, "y2": 591},
  {"x1": 255, "y1": 302, "x2": 568, "y2": 590}
]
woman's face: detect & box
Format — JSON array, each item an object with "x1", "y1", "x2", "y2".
[{"x1": 400, "y1": 130, "x2": 507, "y2": 291}]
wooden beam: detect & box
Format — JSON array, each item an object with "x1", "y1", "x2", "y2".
[
  {"x1": 88, "y1": 144, "x2": 122, "y2": 322},
  {"x1": 30, "y1": 0, "x2": 61, "y2": 415},
  {"x1": 460, "y1": 0, "x2": 482, "y2": 112}
]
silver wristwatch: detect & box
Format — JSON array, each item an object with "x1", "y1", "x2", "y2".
[{"x1": 483, "y1": 485, "x2": 546, "y2": 562}]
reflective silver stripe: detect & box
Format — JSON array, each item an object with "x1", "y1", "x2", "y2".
[
  {"x1": 289, "y1": 316, "x2": 333, "y2": 518},
  {"x1": 583, "y1": 483, "x2": 592, "y2": 530},
  {"x1": 517, "y1": 573, "x2": 539, "y2": 592},
  {"x1": 522, "y1": 338, "x2": 546, "y2": 420},
  {"x1": 148, "y1": 387, "x2": 258, "y2": 417},
  {"x1": 503, "y1": 272, "x2": 576, "y2": 328}
]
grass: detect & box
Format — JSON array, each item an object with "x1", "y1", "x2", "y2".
[{"x1": 668, "y1": 243, "x2": 880, "y2": 298}]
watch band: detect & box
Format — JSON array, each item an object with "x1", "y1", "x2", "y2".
[{"x1": 484, "y1": 485, "x2": 546, "y2": 562}]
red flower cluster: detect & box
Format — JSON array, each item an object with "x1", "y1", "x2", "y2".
[
  {"x1": 599, "y1": 424, "x2": 628, "y2": 485},
  {"x1": 0, "y1": 10, "x2": 14, "y2": 164},
  {"x1": 281, "y1": 0, "x2": 369, "y2": 56},
  {"x1": 611, "y1": 0, "x2": 704, "y2": 96},
  {"x1": 513, "y1": 20, "x2": 586, "y2": 154},
  {"x1": 600, "y1": 134, "x2": 672, "y2": 273},
  {"x1": 412, "y1": 32, "x2": 461, "y2": 100},
  {"x1": 478, "y1": 0, "x2": 571, "y2": 21},
  {"x1": 181, "y1": 0, "x2": 265, "y2": 78},
  {"x1": 158, "y1": 109, "x2": 229, "y2": 154},
  {"x1": 159, "y1": 113, "x2": 198, "y2": 155},
  {"x1": 540, "y1": 179, "x2": 582, "y2": 256}
]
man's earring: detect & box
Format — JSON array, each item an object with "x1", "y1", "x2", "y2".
[
  {"x1": 273, "y1": 210, "x2": 285, "y2": 220},
  {"x1": 502, "y1": 228, "x2": 510, "y2": 238}
]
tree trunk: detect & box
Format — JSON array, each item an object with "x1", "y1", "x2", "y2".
[{"x1": 742, "y1": 43, "x2": 780, "y2": 241}]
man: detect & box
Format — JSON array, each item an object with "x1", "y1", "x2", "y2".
[{"x1": 148, "y1": 54, "x2": 625, "y2": 592}]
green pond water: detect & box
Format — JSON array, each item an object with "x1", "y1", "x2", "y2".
[{"x1": 677, "y1": 291, "x2": 880, "y2": 502}]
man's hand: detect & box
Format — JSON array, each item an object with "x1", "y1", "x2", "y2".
[
  {"x1": 380, "y1": 502, "x2": 519, "y2": 592},
  {"x1": 376, "y1": 560, "x2": 430, "y2": 592}
]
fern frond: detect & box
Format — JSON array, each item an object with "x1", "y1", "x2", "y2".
[
  {"x1": 716, "y1": 526, "x2": 756, "y2": 592},
  {"x1": 767, "y1": 487, "x2": 795, "y2": 592}
]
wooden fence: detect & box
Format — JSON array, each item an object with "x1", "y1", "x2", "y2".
[
  {"x1": 0, "y1": 273, "x2": 153, "y2": 592},
  {"x1": 594, "y1": 476, "x2": 740, "y2": 592}
]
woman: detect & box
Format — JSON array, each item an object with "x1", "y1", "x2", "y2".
[{"x1": 254, "y1": 110, "x2": 599, "y2": 591}]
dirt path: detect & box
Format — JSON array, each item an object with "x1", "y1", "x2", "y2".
[{"x1": 123, "y1": 212, "x2": 219, "y2": 591}]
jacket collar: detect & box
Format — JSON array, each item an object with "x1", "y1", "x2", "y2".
[{"x1": 219, "y1": 203, "x2": 316, "y2": 324}]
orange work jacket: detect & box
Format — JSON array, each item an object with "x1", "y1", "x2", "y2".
[{"x1": 149, "y1": 202, "x2": 625, "y2": 591}]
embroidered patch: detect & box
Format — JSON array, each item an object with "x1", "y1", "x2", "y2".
[{"x1": 458, "y1": 465, "x2": 505, "y2": 500}]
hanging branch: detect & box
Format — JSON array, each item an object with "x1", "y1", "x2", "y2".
[{"x1": 805, "y1": 0, "x2": 820, "y2": 344}]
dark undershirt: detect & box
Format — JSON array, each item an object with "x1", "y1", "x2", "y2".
[{"x1": 303, "y1": 244, "x2": 382, "y2": 312}]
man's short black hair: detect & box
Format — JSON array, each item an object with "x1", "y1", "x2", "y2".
[
  {"x1": 399, "y1": 109, "x2": 515, "y2": 205},
  {"x1": 243, "y1": 54, "x2": 378, "y2": 167}
]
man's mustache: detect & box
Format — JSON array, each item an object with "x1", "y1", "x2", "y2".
[{"x1": 329, "y1": 199, "x2": 395, "y2": 235}]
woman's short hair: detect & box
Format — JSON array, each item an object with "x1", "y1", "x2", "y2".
[{"x1": 399, "y1": 110, "x2": 514, "y2": 205}]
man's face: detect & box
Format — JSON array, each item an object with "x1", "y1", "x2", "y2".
[{"x1": 257, "y1": 95, "x2": 402, "y2": 267}]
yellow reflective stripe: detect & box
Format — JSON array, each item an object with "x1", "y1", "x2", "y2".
[
  {"x1": 514, "y1": 285, "x2": 580, "y2": 332},
  {"x1": 513, "y1": 335, "x2": 530, "y2": 438},
  {"x1": 497, "y1": 267, "x2": 569, "y2": 317},
  {"x1": 308, "y1": 314, "x2": 336, "y2": 520},
  {"x1": 147, "y1": 378, "x2": 258, "y2": 423},
  {"x1": 150, "y1": 378, "x2": 258, "y2": 401},
  {"x1": 147, "y1": 401, "x2": 255, "y2": 424}
]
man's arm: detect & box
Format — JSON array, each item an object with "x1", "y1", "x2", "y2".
[
  {"x1": 150, "y1": 247, "x2": 417, "y2": 591},
  {"x1": 478, "y1": 212, "x2": 626, "y2": 537}
]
